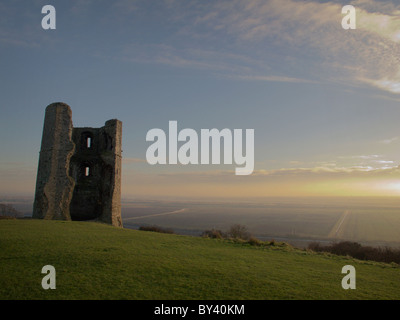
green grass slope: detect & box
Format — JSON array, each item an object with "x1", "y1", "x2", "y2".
[{"x1": 0, "y1": 220, "x2": 399, "y2": 300}]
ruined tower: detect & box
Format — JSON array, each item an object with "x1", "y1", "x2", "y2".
[{"x1": 33, "y1": 102, "x2": 123, "y2": 227}]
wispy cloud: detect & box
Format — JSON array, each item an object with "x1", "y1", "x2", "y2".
[
  {"x1": 139, "y1": 165, "x2": 400, "y2": 181},
  {"x1": 251, "y1": 165, "x2": 400, "y2": 177},
  {"x1": 156, "y1": 0, "x2": 400, "y2": 94},
  {"x1": 121, "y1": 44, "x2": 269, "y2": 75},
  {"x1": 334, "y1": 154, "x2": 398, "y2": 170},
  {"x1": 232, "y1": 75, "x2": 314, "y2": 84},
  {"x1": 6, "y1": 0, "x2": 396, "y2": 92},
  {"x1": 379, "y1": 137, "x2": 398, "y2": 144},
  {"x1": 352, "y1": 154, "x2": 381, "y2": 160},
  {"x1": 121, "y1": 43, "x2": 315, "y2": 84}
]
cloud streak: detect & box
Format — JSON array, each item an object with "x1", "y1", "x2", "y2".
[
  {"x1": 5, "y1": 0, "x2": 398, "y2": 93},
  {"x1": 128, "y1": 164, "x2": 400, "y2": 182},
  {"x1": 146, "y1": 0, "x2": 400, "y2": 94}
]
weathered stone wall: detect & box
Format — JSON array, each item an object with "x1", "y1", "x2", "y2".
[
  {"x1": 69, "y1": 127, "x2": 102, "y2": 221},
  {"x1": 99, "y1": 120, "x2": 123, "y2": 227},
  {"x1": 32, "y1": 103, "x2": 75, "y2": 220},
  {"x1": 33, "y1": 103, "x2": 123, "y2": 227}
]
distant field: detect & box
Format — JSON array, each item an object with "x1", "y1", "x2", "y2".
[
  {"x1": 122, "y1": 197, "x2": 400, "y2": 247},
  {"x1": 1, "y1": 219, "x2": 399, "y2": 300},
  {"x1": 331, "y1": 208, "x2": 400, "y2": 243}
]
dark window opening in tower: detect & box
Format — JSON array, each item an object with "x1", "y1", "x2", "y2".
[{"x1": 86, "y1": 137, "x2": 92, "y2": 148}]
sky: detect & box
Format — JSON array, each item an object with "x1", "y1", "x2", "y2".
[{"x1": 1, "y1": 0, "x2": 400, "y2": 199}]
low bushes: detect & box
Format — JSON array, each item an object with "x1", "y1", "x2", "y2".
[
  {"x1": 0, "y1": 215, "x2": 16, "y2": 220},
  {"x1": 201, "y1": 229, "x2": 226, "y2": 239},
  {"x1": 138, "y1": 225, "x2": 175, "y2": 234},
  {"x1": 202, "y1": 224, "x2": 252, "y2": 241},
  {"x1": 308, "y1": 241, "x2": 400, "y2": 264},
  {"x1": 202, "y1": 224, "x2": 283, "y2": 248}
]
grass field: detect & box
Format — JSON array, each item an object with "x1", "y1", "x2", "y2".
[{"x1": 0, "y1": 219, "x2": 399, "y2": 300}]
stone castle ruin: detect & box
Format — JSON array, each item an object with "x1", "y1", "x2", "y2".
[{"x1": 32, "y1": 102, "x2": 123, "y2": 227}]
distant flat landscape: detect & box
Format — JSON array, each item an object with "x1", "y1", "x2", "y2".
[
  {"x1": 121, "y1": 197, "x2": 400, "y2": 248},
  {"x1": 2, "y1": 196, "x2": 400, "y2": 248}
]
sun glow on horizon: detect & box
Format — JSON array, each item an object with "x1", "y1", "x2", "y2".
[
  {"x1": 303, "y1": 177, "x2": 400, "y2": 197},
  {"x1": 375, "y1": 180, "x2": 400, "y2": 194}
]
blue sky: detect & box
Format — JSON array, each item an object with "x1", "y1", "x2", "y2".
[{"x1": 1, "y1": 0, "x2": 400, "y2": 198}]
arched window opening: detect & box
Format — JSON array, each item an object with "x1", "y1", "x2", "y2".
[
  {"x1": 81, "y1": 132, "x2": 94, "y2": 150},
  {"x1": 86, "y1": 137, "x2": 92, "y2": 149}
]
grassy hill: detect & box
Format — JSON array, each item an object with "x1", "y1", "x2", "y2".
[{"x1": 0, "y1": 219, "x2": 399, "y2": 300}]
